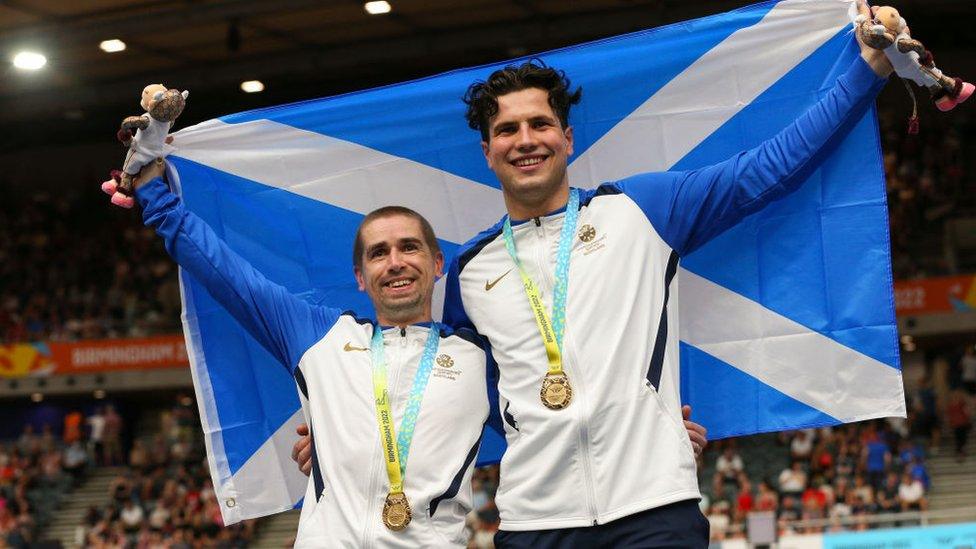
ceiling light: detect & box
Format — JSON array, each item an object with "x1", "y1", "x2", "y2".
[
  {"x1": 364, "y1": 1, "x2": 392, "y2": 15},
  {"x1": 13, "y1": 51, "x2": 46, "y2": 70},
  {"x1": 240, "y1": 80, "x2": 265, "y2": 93},
  {"x1": 100, "y1": 39, "x2": 126, "y2": 53}
]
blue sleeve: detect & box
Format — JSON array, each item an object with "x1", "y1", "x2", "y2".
[
  {"x1": 136, "y1": 177, "x2": 341, "y2": 373},
  {"x1": 476, "y1": 337, "x2": 506, "y2": 466},
  {"x1": 617, "y1": 56, "x2": 886, "y2": 256},
  {"x1": 442, "y1": 255, "x2": 476, "y2": 332}
]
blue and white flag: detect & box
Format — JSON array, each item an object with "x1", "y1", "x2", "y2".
[{"x1": 166, "y1": 0, "x2": 905, "y2": 524}]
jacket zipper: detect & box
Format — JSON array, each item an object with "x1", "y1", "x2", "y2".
[{"x1": 533, "y1": 217, "x2": 600, "y2": 525}]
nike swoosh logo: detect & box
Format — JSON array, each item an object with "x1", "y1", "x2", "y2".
[
  {"x1": 485, "y1": 268, "x2": 514, "y2": 291},
  {"x1": 343, "y1": 342, "x2": 369, "y2": 352}
]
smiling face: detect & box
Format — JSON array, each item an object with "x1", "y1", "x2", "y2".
[
  {"x1": 354, "y1": 214, "x2": 444, "y2": 327},
  {"x1": 482, "y1": 88, "x2": 574, "y2": 220}
]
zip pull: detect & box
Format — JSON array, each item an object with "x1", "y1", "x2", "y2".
[{"x1": 533, "y1": 217, "x2": 541, "y2": 227}]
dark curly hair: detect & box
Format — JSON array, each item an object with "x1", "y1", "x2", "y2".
[{"x1": 463, "y1": 60, "x2": 582, "y2": 141}]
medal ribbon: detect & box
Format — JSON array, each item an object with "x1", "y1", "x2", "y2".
[
  {"x1": 370, "y1": 323, "x2": 441, "y2": 494},
  {"x1": 501, "y1": 188, "x2": 579, "y2": 375}
]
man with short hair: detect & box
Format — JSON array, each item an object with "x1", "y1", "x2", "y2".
[
  {"x1": 442, "y1": 2, "x2": 892, "y2": 545},
  {"x1": 125, "y1": 160, "x2": 494, "y2": 546}
]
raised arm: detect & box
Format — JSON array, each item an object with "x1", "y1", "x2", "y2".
[
  {"x1": 617, "y1": 52, "x2": 887, "y2": 256},
  {"x1": 132, "y1": 162, "x2": 340, "y2": 373}
]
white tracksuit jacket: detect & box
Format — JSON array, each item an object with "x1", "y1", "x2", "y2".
[
  {"x1": 138, "y1": 179, "x2": 492, "y2": 547},
  {"x1": 443, "y1": 57, "x2": 884, "y2": 531}
]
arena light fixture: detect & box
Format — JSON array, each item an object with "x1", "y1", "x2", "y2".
[
  {"x1": 13, "y1": 51, "x2": 46, "y2": 70},
  {"x1": 99, "y1": 39, "x2": 126, "y2": 53},
  {"x1": 364, "y1": 1, "x2": 392, "y2": 15},
  {"x1": 240, "y1": 79, "x2": 265, "y2": 93}
]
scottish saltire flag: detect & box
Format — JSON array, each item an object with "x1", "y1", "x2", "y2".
[{"x1": 165, "y1": 0, "x2": 905, "y2": 523}]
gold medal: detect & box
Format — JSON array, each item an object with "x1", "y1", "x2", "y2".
[
  {"x1": 382, "y1": 492, "x2": 412, "y2": 531},
  {"x1": 540, "y1": 372, "x2": 573, "y2": 409}
]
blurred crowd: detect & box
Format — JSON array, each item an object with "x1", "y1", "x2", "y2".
[
  {"x1": 880, "y1": 107, "x2": 975, "y2": 279},
  {"x1": 0, "y1": 186, "x2": 181, "y2": 345},
  {"x1": 697, "y1": 372, "x2": 974, "y2": 543},
  {"x1": 1, "y1": 422, "x2": 77, "y2": 546},
  {"x1": 0, "y1": 397, "x2": 262, "y2": 548},
  {"x1": 75, "y1": 397, "x2": 256, "y2": 548}
]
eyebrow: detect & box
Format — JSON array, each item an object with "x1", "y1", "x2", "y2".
[
  {"x1": 365, "y1": 237, "x2": 423, "y2": 255},
  {"x1": 492, "y1": 114, "x2": 557, "y2": 132}
]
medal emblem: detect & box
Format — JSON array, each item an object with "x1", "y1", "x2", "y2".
[
  {"x1": 540, "y1": 372, "x2": 573, "y2": 409},
  {"x1": 382, "y1": 492, "x2": 412, "y2": 531},
  {"x1": 578, "y1": 224, "x2": 596, "y2": 243},
  {"x1": 436, "y1": 354, "x2": 454, "y2": 368}
]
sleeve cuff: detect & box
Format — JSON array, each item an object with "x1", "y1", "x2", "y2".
[
  {"x1": 844, "y1": 55, "x2": 887, "y2": 94},
  {"x1": 134, "y1": 176, "x2": 170, "y2": 210}
]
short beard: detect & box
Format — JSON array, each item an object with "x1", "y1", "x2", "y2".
[{"x1": 377, "y1": 294, "x2": 426, "y2": 325}]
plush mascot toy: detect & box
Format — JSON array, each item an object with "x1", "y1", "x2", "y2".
[
  {"x1": 856, "y1": 6, "x2": 972, "y2": 131},
  {"x1": 101, "y1": 84, "x2": 188, "y2": 208}
]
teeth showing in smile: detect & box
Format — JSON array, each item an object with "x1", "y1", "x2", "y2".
[
  {"x1": 514, "y1": 157, "x2": 543, "y2": 167},
  {"x1": 387, "y1": 280, "x2": 411, "y2": 288}
]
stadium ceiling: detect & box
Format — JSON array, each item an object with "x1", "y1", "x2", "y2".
[{"x1": 0, "y1": 0, "x2": 967, "y2": 151}]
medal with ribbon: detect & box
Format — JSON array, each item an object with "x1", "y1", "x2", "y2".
[
  {"x1": 370, "y1": 323, "x2": 441, "y2": 530},
  {"x1": 501, "y1": 188, "x2": 579, "y2": 410}
]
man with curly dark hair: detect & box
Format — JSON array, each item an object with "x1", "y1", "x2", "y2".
[{"x1": 442, "y1": 3, "x2": 894, "y2": 546}]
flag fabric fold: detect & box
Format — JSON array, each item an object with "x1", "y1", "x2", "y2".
[{"x1": 166, "y1": 0, "x2": 904, "y2": 523}]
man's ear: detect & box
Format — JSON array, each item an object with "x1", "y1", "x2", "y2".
[
  {"x1": 354, "y1": 266, "x2": 366, "y2": 291},
  {"x1": 434, "y1": 252, "x2": 445, "y2": 280},
  {"x1": 481, "y1": 140, "x2": 491, "y2": 168},
  {"x1": 565, "y1": 125, "x2": 574, "y2": 157}
]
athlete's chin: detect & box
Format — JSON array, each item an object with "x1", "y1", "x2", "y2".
[
  {"x1": 377, "y1": 295, "x2": 425, "y2": 321},
  {"x1": 503, "y1": 177, "x2": 559, "y2": 200}
]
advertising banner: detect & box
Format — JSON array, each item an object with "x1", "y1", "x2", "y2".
[
  {"x1": 894, "y1": 275, "x2": 976, "y2": 315},
  {"x1": 0, "y1": 335, "x2": 188, "y2": 378}
]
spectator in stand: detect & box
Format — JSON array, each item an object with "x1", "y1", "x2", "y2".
[
  {"x1": 790, "y1": 430, "x2": 814, "y2": 461},
  {"x1": 848, "y1": 493, "x2": 871, "y2": 531},
  {"x1": 947, "y1": 388, "x2": 973, "y2": 462},
  {"x1": 897, "y1": 471, "x2": 927, "y2": 512},
  {"x1": 756, "y1": 480, "x2": 779, "y2": 513},
  {"x1": 876, "y1": 471, "x2": 901, "y2": 514},
  {"x1": 810, "y1": 439, "x2": 834, "y2": 476},
  {"x1": 707, "y1": 501, "x2": 732, "y2": 541},
  {"x1": 128, "y1": 439, "x2": 149, "y2": 474},
  {"x1": 62, "y1": 439, "x2": 88, "y2": 486},
  {"x1": 63, "y1": 410, "x2": 84, "y2": 446},
  {"x1": 39, "y1": 424, "x2": 56, "y2": 455},
  {"x1": 862, "y1": 428, "x2": 891, "y2": 490},
  {"x1": 800, "y1": 477, "x2": 828, "y2": 524},
  {"x1": 851, "y1": 474, "x2": 875, "y2": 509},
  {"x1": 777, "y1": 496, "x2": 802, "y2": 535},
  {"x1": 734, "y1": 475, "x2": 754, "y2": 523},
  {"x1": 16, "y1": 425, "x2": 37, "y2": 457},
  {"x1": 102, "y1": 404, "x2": 124, "y2": 466},
  {"x1": 86, "y1": 407, "x2": 106, "y2": 465},
  {"x1": 778, "y1": 461, "x2": 808, "y2": 500},
  {"x1": 119, "y1": 499, "x2": 144, "y2": 534},
  {"x1": 961, "y1": 345, "x2": 976, "y2": 395},
  {"x1": 908, "y1": 455, "x2": 931, "y2": 491},
  {"x1": 834, "y1": 440, "x2": 858, "y2": 483},
  {"x1": 911, "y1": 374, "x2": 941, "y2": 452},
  {"x1": 714, "y1": 444, "x2": 745, "y2": 489}
]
